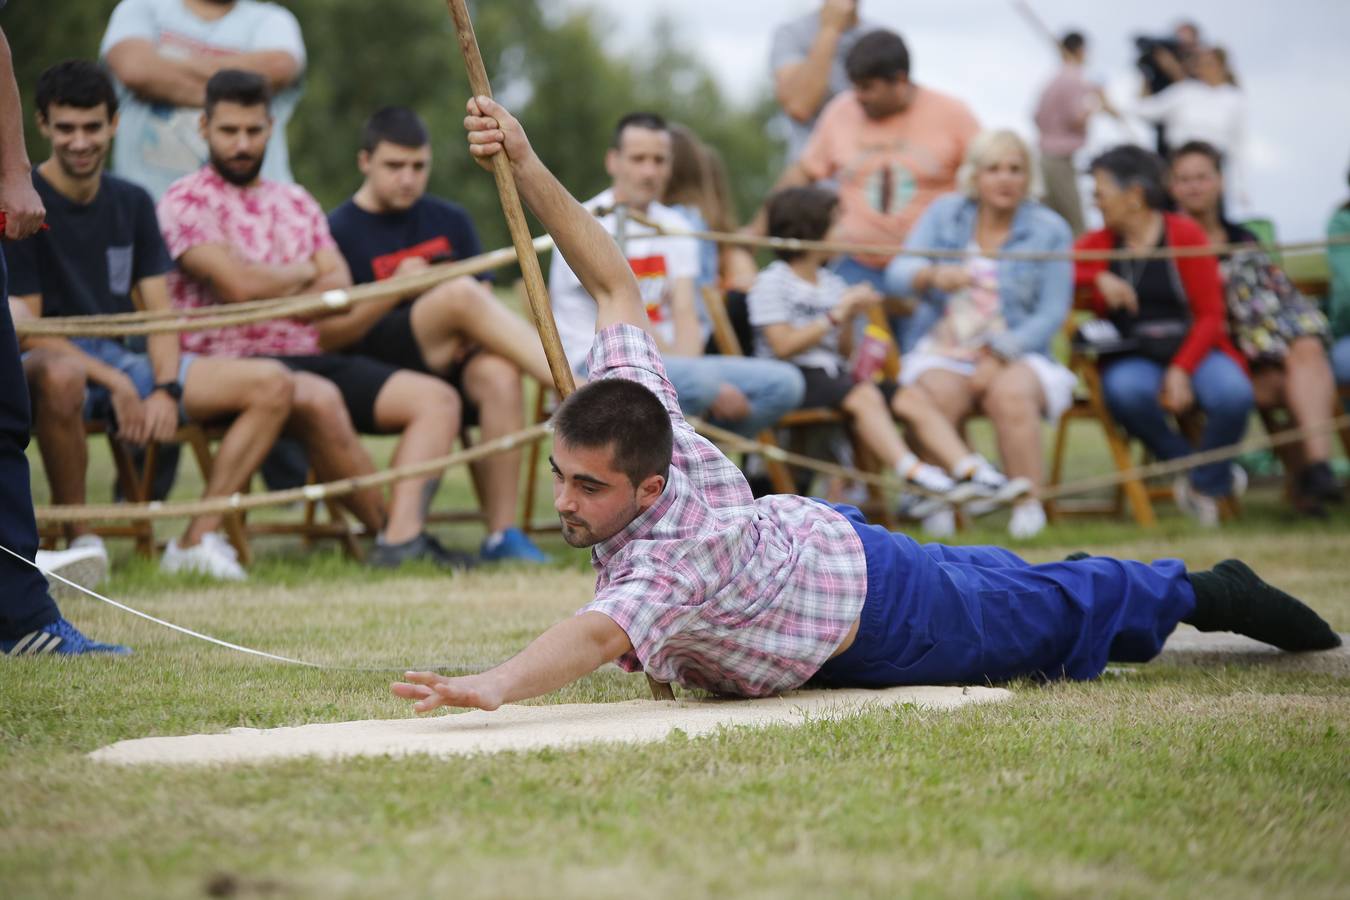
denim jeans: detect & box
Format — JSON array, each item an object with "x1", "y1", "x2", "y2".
[
  {"x1": 1331, "y1": 336, "x2": 1350, "y2": 394},
  {"x1": 664, "y1": 355, "x2": 804, "y2": 437},
  {"x1": 1100, "y1": 351, "x2": 1254, "y2": 497},
  {"x1": 830, "y1": 254, "x2": 935, "y2": 353}
]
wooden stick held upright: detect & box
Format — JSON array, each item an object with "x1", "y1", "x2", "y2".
[{"x1": 445, "y1": 0, "x2": 676, "y2": 703}]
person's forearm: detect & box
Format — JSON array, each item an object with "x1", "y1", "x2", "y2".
[
  {"x1": 668, "y1": 280, "x2": 704, "y2": 356},
  {"x1": 26, "y1": 336, "x2": 133, "y2": 390},
  {"x1": 313, "y1": 292, "x2": 404, "y2": 350},
  {"x1": 209, "y1": 50, "x2": 299, "y2": 91},
  {"x1": 147, "y1": 332, "x2": 180, "y2": 384},
  {"x1": 0, "y1": 29, "x2": 32, "y2": 177},
  {"x1": 480, "y1": 612, "x2": 631, "y2": 706},
  {"x1": 215, "y1": 259, "x2": 317, "y2": 304},
  {"x1": 765, "y1": 317, "x2": 835, "y2": 359},
  {"x1": 776, "y1": 27, "x2": 844, "y2": 122}
]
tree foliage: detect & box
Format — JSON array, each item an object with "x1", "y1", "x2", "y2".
[{"x1": 4, "y1": 0, "x2": 782, "y2": 256}]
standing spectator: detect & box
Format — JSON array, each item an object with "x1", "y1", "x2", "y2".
[
  {"x1": 749, "y1": 186, "x2": 1021, "y2": 513},
  {"x1": 1170, "y1": 141, "x2": 1341, "y2": 513},
  {"x1": 1329, "y1": 168, "x2": 1350, "y2": 390},
  {"x1": 886, "y1": 131, "x2": 1076, "y2": 539},
  {"x1": 548, "y1": 112, "x2": 803, "y2": 437},
  {"x1": 100, "y1": 0, "x2": 306, "y2": 199},
  {"x1": 1076, "y1": 145, "x2": 1253, "y2": 526},
  {"x1": 769, "y1": 0, "x2": 879, "y2": 163},
  {"x1": 326, "y1": 107, "x2": 552, "y2": 564},
  {"x1": 753, "y1": 30, "x2": 980, "y2": 351},
  {"x1": 1034, "y1": 31, "x2": 1110, "y2": 235},
  {"x1": 10, "y1": 60, "x2": 299, "y2": 580},
  {"x1": 158, "y1": 71, "x2": 468, "y2": 569},
  {"x1": 1133, "y1": 46, "x2": 1248, "y2": 214},
  {"x1": 0, "y1": 18, "x2": 129, "y2": 656}
]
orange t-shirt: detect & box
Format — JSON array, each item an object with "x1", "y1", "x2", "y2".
[{"x1": 799, "y1": 86, "x2": 980, "y2": 269}]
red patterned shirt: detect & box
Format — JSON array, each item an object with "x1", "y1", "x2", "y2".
[
  {"x1": 580, "y1": 324, "x2": 868, "y2": 697},
  {"x1": 158, "y1": 166, "x2": 331, "y2": 357}
]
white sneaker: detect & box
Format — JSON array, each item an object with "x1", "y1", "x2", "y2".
[
  {"x1": 1229, "y1": 463, "x2": 1249, "y2": 498},
  {"x1": 1173, "y1": 476, "x2": 1220, "y2": 528},
  {"x1": 160, "y1": 532, "x2": 246, "y2": 581},
  {"x1": 35, "y1": 541, "x2": 109, "y2": 595},
  {"x1": 1008, "y1": 500, "x2": 1047, "y2": 540},
  {"x1": 920, "y1": 508, "x2": 956, "y2": 538}
]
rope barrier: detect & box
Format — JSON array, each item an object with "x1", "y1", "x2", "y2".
[
  {"x1": 621, "y1": 208, "x2": 1350, "y2": 264},
  {"x1": 33, "y1": 422, "x2": 550, "y2": 523},
  {"x1": 15, "y1": 235, "x2": 556, "y2": 338}
]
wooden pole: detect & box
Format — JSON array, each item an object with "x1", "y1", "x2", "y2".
[{"x1": 445, "y1": 0, "x2": 675, "y2": 703}]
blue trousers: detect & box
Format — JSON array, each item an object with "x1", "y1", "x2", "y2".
[
  {"x1": 664, "y1": 355, "x2": 804, "y2": 437},
  {"x1": 813, "y1": 505, "x2": 1195, "y2": 686},
  {"x1": 1100, "y1": 351, "x2": 1254, "y2": 497},
  {"x1": 0, "y1": 249, "x2": 60, "y2": 639},
  {"x1": 1332, "y1": 336, "x2": 1350, "y2": 394}
]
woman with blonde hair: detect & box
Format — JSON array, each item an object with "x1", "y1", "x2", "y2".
[
  {"x1": 663, "y1": 123, "x2": 758, "y2": 293},
  {"x1": 885, "y1": 129, "x2": 1076, "y2": 538}
]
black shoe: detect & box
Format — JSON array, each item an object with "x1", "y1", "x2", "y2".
[
  {"x1": 369, "y1": 532, "x2": 478, "y2": 571},
  {"x1": 1185, "y1": 559, "x2": 1342, "y2": 652},
  {"x1": 1299, "y1": 462, "x2": 1344, "y2": 506},
  {"x1": 1064, "y1": 552, "x2": 1092, "y2": 562}
]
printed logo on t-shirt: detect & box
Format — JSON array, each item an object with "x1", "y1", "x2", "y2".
[
  {"x1": 862, "y1": 162, "x2": 917, "y2": 216},
  {"x1": 371, "y1": 236, "x2": 454, "y2": 280},
  {"x1": 629, "y1": 254, "x2": 669, "y2": 323}
]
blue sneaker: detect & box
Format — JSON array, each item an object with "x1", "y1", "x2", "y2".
[
  {"x1": 2, "y1": 617, "x2": 132, "y2": 657},
  {"x1": 480, "y1": 527, "x2": 549, "y2": 564}
]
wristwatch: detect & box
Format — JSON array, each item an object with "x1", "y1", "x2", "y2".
[{"x1": 153, "y1": 380, "x2": 183, "y2": 401}]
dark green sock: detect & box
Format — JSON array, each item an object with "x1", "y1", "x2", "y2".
[{"x1": 1185, "y1": 559, "x2": 1342, "y2": 652}]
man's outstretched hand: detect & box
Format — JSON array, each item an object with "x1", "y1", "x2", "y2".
[
  {"x1": 463, "y1": 96, "x2": 536, "y2": 172},
  {"x1": 391, "y1": 670, "x2": 505, "y2": 713}
]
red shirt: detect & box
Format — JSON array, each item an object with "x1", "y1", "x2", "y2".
[{"x1": 1074, "y1": 213, "x2": 1245, "y2": 374}]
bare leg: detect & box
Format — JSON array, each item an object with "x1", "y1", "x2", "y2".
[
  {"x1": 840, "y1": 381, "x2": 912, "y2": 469},
  {"x1": 461, "y1": 353, "x2": 524, "y2": 534},
  {"x1": 978, "y1": 362, "x2": 1048, "y2": 492},
  {"x1": 1281, "y1": 337, "x2": 1336, "y2": 463},
  {"x1": 179, "y1": 358, "x2": 294, "y2": 546},
  {"x1": 285, "y1": 372, "x2": 386, "y2": 534},
  {"x1": 892, "y1": 373, "x2": 977, "y2": 471},
  {"x1": 24, "y1": 351, "x2": 90, "y2": 540},
  {"x1": 409, "y1": 277, "x2": 553, "y2": 384},
  {"x1": 370, "y1": 370, "x2": 461, "y2": 544}
]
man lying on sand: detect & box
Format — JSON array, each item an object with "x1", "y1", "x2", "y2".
[{"x1": 392, "y1": 97, "x2": 1340, "y2": 711}]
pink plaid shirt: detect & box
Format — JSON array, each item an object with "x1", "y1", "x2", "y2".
[
  {"x1": 580, "y1": 325, "x2": 868, "y2": 697},
  {"x1": 158, "y1": 166, "x2": 331, "y2": 357}
]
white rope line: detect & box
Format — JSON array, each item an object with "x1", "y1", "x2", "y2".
[{"x1": 1, "y1": 542, "x2": 496, "y2": 673}]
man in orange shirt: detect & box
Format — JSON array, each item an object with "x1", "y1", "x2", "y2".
[{"x1": 753, "y1": 29, "x2": 979, "y2": 350}]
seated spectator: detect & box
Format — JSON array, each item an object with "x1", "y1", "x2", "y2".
[
  {"x1": 548, "y1": 111, "x2": 803, "y2": 437},
  {"x1": 1170, "y1": 141, "x2": 1341, "y2": 513},
  {"x1": 1075, "y1": 145, "x2": 1254, "y2": 526},
  {"x1": 886, "y1": 130, "x2": 1076, "y2": 539},
  {"x1": 5, "y1": 61, "x2": 301, "y2": 580},
  {"x1": 749, "y1": 186, "x2": 1028, "y2": 521},
  {"x1": 100, "y1": 0, "x2": 307, "y2": 199},
  {"x1": 326, "y1": 106, "x2": 553, "y2": 564},
  {"x1": 663, "y1": 123, "x2": 759, "y2": 296},
  {"x1": 1330, "y1": 168, "x2": 1350, "y2": 390},
  {"x1": 158, "y1": 70, "x2": 466, "y2": 569}
]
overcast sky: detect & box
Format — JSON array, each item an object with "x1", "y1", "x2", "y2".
[{"x1": 560, "y1": 0, "x2": 1350, "y2": 240}]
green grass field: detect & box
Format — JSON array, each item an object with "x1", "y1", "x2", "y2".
[{"x1": 5, "y1": 418, "x2": 1349, "y2": 898}]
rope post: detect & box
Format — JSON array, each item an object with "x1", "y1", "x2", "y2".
[{"x1": 445, "y1": 0, "x2": 675, "y2": 703}]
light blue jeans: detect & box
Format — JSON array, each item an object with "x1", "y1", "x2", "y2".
[
  {"x1": 830, "y1": 254, "x2": 935, "y2": 353},
  {"x1": 664, "y1": 355, "x2": 805, "y2": 437},
  {"x1": 1331, "y1": 336, "x2": 1350, "y2": 396},
  {"x1": 1100, "y1": 351, "x2": 1254, "y2": 497}
]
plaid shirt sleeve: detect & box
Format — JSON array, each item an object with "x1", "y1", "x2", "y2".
[{"x1": 585, "y1": 559, "x2": 702, "y2": 673}]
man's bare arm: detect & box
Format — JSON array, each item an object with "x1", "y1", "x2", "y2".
[
  {"x1": 177, "y1": 243, "x2": 317, "y2": 304},
  {"x1": 774, "y1": 0, "x2": 855, "y2": 123},
  {"x1": 666, "y1": 277, "x2": 704, "y2": 356},
  {"x1": 0, "y1": 25, "x2": 45, "y2": 239},
  {"x1": 105, "y1": 39, "x2": 299, "y2": 108},
  {"x1": 391, "y1": 612, "x2": 633, "y2": 712},
  {"x1": 463, "y1": 96, "x2": 647, "y2": 334}
]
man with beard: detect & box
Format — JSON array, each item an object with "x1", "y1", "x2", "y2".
[
  {"x1": 158, "y1": 70, "x2": 473, "y2": 570},
  {"x1": 391, "y1": 96, "x2": 1339, "y2": 711},
  {"x1": 9, "y1": 60, "x2": 299, "y2": 581},
  {"x1": 100, "y1": 0, "x2": 306, "y2": 200}
]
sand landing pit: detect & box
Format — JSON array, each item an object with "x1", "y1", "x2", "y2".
[{"x1": 89, "y1": 685, "x2": 1011, "y2": 767}]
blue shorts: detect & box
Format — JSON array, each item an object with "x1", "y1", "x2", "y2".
[
  {"x1": 69, "y1": 338, "x2": 196, "y2": 424},
  {"x1": 811, "y1": 504, "x2": 1195, "y2": 687}
]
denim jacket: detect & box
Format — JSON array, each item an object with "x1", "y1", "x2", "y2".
[{"x1": 884, "y1": 193, "x2": 1073, "y2": 358}]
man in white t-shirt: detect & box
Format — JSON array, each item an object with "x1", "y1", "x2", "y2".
[
  {"x1": 100, "y1": 0, "x2": 306, "y2": 199},
  {"x1": 548, "y1": 112, "x2": 802, "y2": 436}
]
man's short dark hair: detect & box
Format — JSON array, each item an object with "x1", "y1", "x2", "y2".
[
  {"x1": 204, "y1": 69, "x2": 271, "y2": 117},
  {"x1": 1089, "y1": 145, "x2": 1170, "y2": 211},
  {"x1": 845, "y1": 30, "x2": 910, "y2": 83},
  {"x1": 553, "y1": 379, "x2": 673, "y2": 487},
  {"x1": 1171, "y1": 140, "x2": 1225, "y2": 173},
  {"x1": 35, "y1": 60, "x2": 118, "y2": 120},
  {"x1": 1061, "y1": 32, "x2": 1086, "y2": 55},
  {"x1": 361, "y1": 106, "x2": 430, "y2": 154},
  {"x1": 767, "y1": 186, "x2": 839, "y2": 261},
  {"x1": 611, "y1": 111, "x2": 668, "y2": 149}
]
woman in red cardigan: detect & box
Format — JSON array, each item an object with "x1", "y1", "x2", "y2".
[{"x1": 1075, "y1": 145, "x2": 1253, "y2": 526}]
